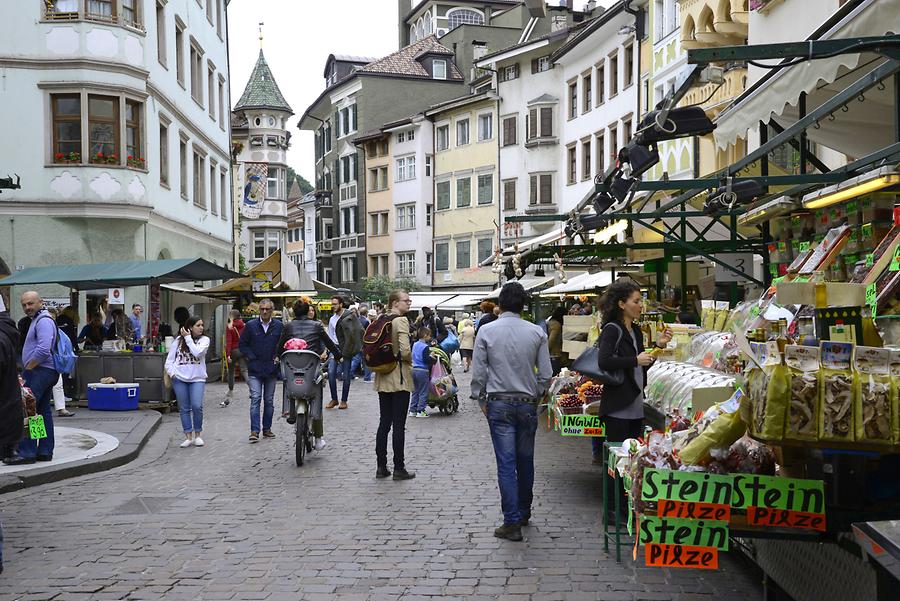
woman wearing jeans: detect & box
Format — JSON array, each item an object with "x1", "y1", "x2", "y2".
[{"x1": 165, "y1": 316, "x2": 210, "y2": 448}]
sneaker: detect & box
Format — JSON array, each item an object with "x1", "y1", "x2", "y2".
[
  {"x1": 262, "y1": 430, "x2": 276, "y2": 439},
  {"x1": 180, "y1": 439, "x2": 192, "y2": 448},
  {"x1": 416, "y1": 411, "x2": 428, "y2": 418},
  {"x1": 408, "y1": 411, "x2": 416, "y2": 418},
  {"x1": 248, "y1": 432, "x2": 259, "y2": 443},
  {"x1": 314, "y1": 438, "x2": 327, "y2": 451},
  {"x1": 57, "y1": 408, "x2": 76, "y2": 417},
  {"x1": 193, "y1": 437, "x2": 205, "y2": 447},
  {"x1": 494, "y1": 523, "x2": 523, "y2": 541},
  {"x1": 326, "y1": 400, "x2": 339, "y2": 409}
]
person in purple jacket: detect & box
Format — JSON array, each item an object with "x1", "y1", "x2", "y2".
[{"x1": 4, "y1": 291, "x2": 59, "y2": 465}]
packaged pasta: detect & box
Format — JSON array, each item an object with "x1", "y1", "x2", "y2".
[
  {"x1": 819, "y1": 341, "x2": 856, "y2": 442},
  {"x1": 785, "y1": 345, "x2": 820, "y2": 440},
  {"x1": 854, "y1": 347, "x2": 892, "y2": 444},
  {"x1": 760, "y1": 341, "x2": 789, "y2": 440}
]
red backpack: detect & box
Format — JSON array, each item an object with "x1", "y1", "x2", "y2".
[{"x1": 362, "y1": 314, "x2": 402, "y2": 374}]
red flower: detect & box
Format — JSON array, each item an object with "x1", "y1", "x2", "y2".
[
  {"x1": 97, "y1": 152, "x2": 104, "y2": 158},
  {"x1": 55, "y1": 153, "x2": 64, "y2": 160},
  {"x1": 127, "y1": 155, "x2": 134, "y2": 160}
]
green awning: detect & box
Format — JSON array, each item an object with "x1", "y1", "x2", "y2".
[{"x1": 0, "y1": 258, "x2": 241, "y2": 290}]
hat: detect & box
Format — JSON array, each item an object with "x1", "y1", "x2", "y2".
[
  {"x1": 443, "y1": 316, "x2": 453, "y2": 325},
  {"x1": 368, "y1": 310, "x2": 377, "y2": 318}
]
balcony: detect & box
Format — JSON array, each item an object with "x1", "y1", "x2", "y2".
[
  {"x1": 680, "y1": 67, "x2": 748, "y2": 116},
  {"x1": 43, "y1": 1, "x2": 145, "y2": 32},
  {"x1": 678, "y1": 0, "x2": 748, "y2": 50}
]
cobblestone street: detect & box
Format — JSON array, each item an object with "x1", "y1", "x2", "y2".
[{"x1": 0, "y1": 367, "x2": 762, "y2": 601}]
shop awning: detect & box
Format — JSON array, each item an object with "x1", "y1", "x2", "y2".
[
  {"x1": 196, "y1": 250, "x2": 301, "y2": 298},
  {"x1": 481, "y1": 227, "x2": 568, "y2": 266},
  {"x1": 0, "y1": 258, "x2": 239, "y2": 290},
  {"x1": 436, "y1": 293, "x2": 486, "y2": 311},
  {"x1": 160, "y1": 284, "x2": 230, "y2": 306},
  {"x1": 540, "y1": 271, "x2": 613, "y2": 296},
  {"x1": 713, "y1": 0, "x2": 900, "y2": 155},
  {"x1": 482, "y1": 275, "x2": 557, "y2": 299},
  {"x1": 408, "y1": 293, "x2": 458, "y2": 311}
]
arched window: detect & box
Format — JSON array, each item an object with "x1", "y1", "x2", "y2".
[
  {"x1": 424, "y1": 17, "x2": 433, "y2": 34},
  {"x1": 410, "y1": 25, "x2": 417, "y2": 43},
  {"x1": 447, "y1": 8, "x2": 484, "y2": 30}
]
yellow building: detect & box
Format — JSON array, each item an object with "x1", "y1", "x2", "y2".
[
  {"x1": 355, "y1": 131, "x2": 394, "y2": 280},
  {"x1": 427, "y1": 92, "x2": 499, "y2": 290}
]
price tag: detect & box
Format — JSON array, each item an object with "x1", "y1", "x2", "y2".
[
  {"x1": 866, "y1": 254, "x2": 874, "y2": 268},
  {"x1": 862, "y1": 223, "x2": 872, "y2": 239},
  {"x1": 866, "y1": 283, "x2": 877, "y2": 317},
  {"x1": 890, "y1": 245, "x2": 900, "y2": 272},
  {"x1": 28, "y1": 415, "x2": 47, "y2": 440},
  {"x1": 799, "y1": 241, "x2": 811, "y2": 253}
]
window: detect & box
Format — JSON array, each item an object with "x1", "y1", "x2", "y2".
[
  {"x1": 209, "y1": 163, "x2": 217, "y2": 215},
  {"x1": 340, "y1": 154, "x2": 358, "y2": 184},
  {"x1": 448, "y1": 8, "x2": 484, "y2": 29},
  {"x1": 435, "y1": 242, "x2": 449, "y2": 271},
  {"x1": 368, "y1": 168, "x2": 379, "y2": 191},
  {"x1": 455, "y1": 240, "x2": 470, "y2": 269},
  {"x1": 436, "y1": 124, "x2": 449, "y2": 151},
  {"x1": 426, "y1": 252, "x2": 432, "y2": 275},
  {"x1": 456, "y1": 177, "x2": 471, "y2": 207},
  {"x1": 207, "y1": 64, "x2": 215, "y2": 120},
  {"x1": 397, "y1": 252, "x2": 416, "y2": 277},
  {"x1": 267, "y1": 167, "x2": 279, "y2": 198},
  {"x1": 192, "y1": 149, "x2": 206, "y2": 208},
  {"x1": 456, "y1": 118, "x2": 470, "y2": 146},
  {"x1": 124, "y1": 99, "x2": 141, "y2": 164},
  {"x1": 341, "y1": 206, "x2": 357, "y2": 235},
  {"x1": 88, "y1": 95, "x2": 119, "y2": 162},
  {"x1": 477, "y1": 238, "x2": 493, "y2": 265},
  {"x1": 51, "y1": 94, "x2": 81, "y2": 160},
  {"x1": 407, "y1": 129, "x2": 415, "y2": 142},
  {"x1": 425, "y1": 155, "x2": 432, "y2": 177},
  {"x1": 477, "y1": 113, "x2": 493, "y2": 141},
  {"x1": 425, "y1": 203, "x2": 433, "y2": 226},
  {"x1": 624, "y1": 43, "x2": 634, "y2": 88},
  {"x1": 582, "y1": 140, "x2": 592, "y2": 181},
  {"x1": 397, "y1": 131, "x2": 405, "y2": 143},
  {"x1": 609, "y1": 123, "x2": 618, "y2": 164},
  {"x1": 433, "y1": 59, "x2": 447, "y2": 80},
  {"x1": 216, "y1": 0, "x2": 223, "y2": 37},
  {"x1": 190, "y1": 42, "x2": 204, "y2": 105},
  {"x1": 370, "y1": 211, "x2": 389, "y2": 235},
  {"x1": 253, "y1": 230, "x2": 265, "y2": 260},
  {"x1": 220, "y1": 170, "x2": 227, "y2": 218},
  {"x1": 568, "y1": 81, "x2": 577, "y2": 119},
  {"x1": 527, "y1": 106, "x2": 554, "y2": 140},
  {"x1": 339, "y1": 104, "x2": 357, "y2": 137},
  {"x1": 531, "y1": 56, "x2": 551, "y2": 73},
  {"x1": 156, "y1": 2, "x2": 166, "y2": 66},
  {"x1": 477, "y1": 174, "x2": 493, "y2": 205},
  {"x1": 175, "y1": 20, "x2": 185, "y2": 86},
  {"x1": 530, "y1": 174, "x2": 553, "y2": 205},
  {"x1": 205, "y1": 0, "x2": 213, "y2": 23},
  {"x1": 436, "y1": 180, "x2": 451, "y2": 210},
  {"x1": 567, "y1": 145, "x2": 577, "y2": 185},
  {"x1": 609, "y1": 52, "x2": 619, "y2": 97},
  {"x1": 121, "y1": 0, "x2": 138, "y2": 27},
  {"x1": 396, "y1": 204, "x2": 415, "y2": 230},
  {"x1": 85, "y1": 0, "x2": 114, "y2": 21},
  {"x1": 595, "y1": 131, "x2": 605, "y2": 175},
  {"x1": 502, "y1": 115, "x2": 517, "y2": 146},
  {"x1": 179, "y1": 135, "x2": 188, "y2": 197},
  {"x1": 583, "y1": 73, "x2": 592, "y2": 113},
  {"x1": 503, "y1": 179, "x2": 516, "y2": 210},
  {"x1": 218, "y1": 77, "x2": 225, "y2": 129},
  {"x1": 396, "y1": 155, "x2": 416, "y2": 181},
  {"x1": 323, "y1": 121, "x2": 332, "y2": 153},
  {"x1": 501, "y1": 64, "x2": 519, "y2": 82},
  {"x1": 623, "y1": 118, "x2": 633, "y2": 144},
  {"x1": 340, "y1": 257, "x2": 356, "y2": 282},
  {"x1": 596, "y1": 63, "x2": 605, "y2": 106},
  {"x1": 159, "y1": 122, "x2": 168, "y2": 185},
  {"x1": 370, "y1": 255, "x2": 388, "y2": 276}
]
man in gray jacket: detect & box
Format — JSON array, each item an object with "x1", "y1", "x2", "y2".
[{"x1": 326, "y1": 295, "x2": 364, "y2": 410}]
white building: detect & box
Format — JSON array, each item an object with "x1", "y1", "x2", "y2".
[
  {"x1": 553, "y1": 4, "x2": 639, "y2": 213},
  {"x1": 298, "y1": 191, "x2": 318, "y2": 281},
  {"x1": 385, "y1": 115, "x2": 435, "y2": 288},
  {"x1": 0, "y1": 0, "x2": 232, "y2": 320},
  {"x1": 231, "y1": 49, "x2": 293, "y2": 270}
]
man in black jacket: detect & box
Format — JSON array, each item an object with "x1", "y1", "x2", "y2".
[
  {"x1": 278, "y1": 299, "x2": 342, "y2": 451},
  {"x1": 0, "y1": 297, "x2": 22, "y2": 574},
  {"x1": 420, "y1": 306, "x2": 446, "y2": 343}
]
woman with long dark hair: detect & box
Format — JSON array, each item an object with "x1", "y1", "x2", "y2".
[
  {"x1": 165, "y1": 315, "x2": 210, "y2": 448},
  {"x1": 547, "y1": 306, "x2": 566, "y2": 375}
]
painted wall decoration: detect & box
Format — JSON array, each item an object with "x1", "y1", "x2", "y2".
[{"x1": 240, "y1": 162, "x2": 267, "y2": 219}]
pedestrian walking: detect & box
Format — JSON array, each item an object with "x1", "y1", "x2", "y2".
[
  {"x1": 409, "y1": 326, "x2": 435, "y2": 418},
  {"x1": 373, "y1": 289, "x2": 415, "y2": 481},
  {"x1": 350, "y1": 304, "x2": 372, "y2": 382},
  {"x1": 4, "y1": 292, "x2": 60, "y2": 464},
  {"x1": 239, "y1": 299, "x2": 283, "y2": 443},
  {"x1": 0, "y1": 295, "x2": 23, "y2": 573},
  {"x1": 165, "y1": 316, "x2": 210, "y2": 448},
  {"x1": 45, "y1": 307, "x2": 75, "y2": 418},
  {"x1": 457, "y1": 318, "x2": 475, "y2": 372},
  {"x1": 326, "y1": 295, "x2": 363, "y2": 410},
  {"x1": 470, "y1": 282, "x2": 552, "y2": 541},
  {"x1": 475, "y1": 300, "x2": 498, "y2": 334},
  {"x1": 547, "y1": 306, "x2": 565, "y2": 375},
  {"x1": 223, "y1": 308, "x2": 245, "y2": 406},
  {"x1": 419, "y1": 306, "x2": 447, "y2": 342}
]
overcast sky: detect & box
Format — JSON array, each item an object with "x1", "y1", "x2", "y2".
[{"x1": 227, "y1": 0, "x2": 399, "y2": 182}]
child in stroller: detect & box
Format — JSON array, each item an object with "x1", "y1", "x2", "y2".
[{"x1": 425, "y1": 347, "x2": 460, "y2": 415}]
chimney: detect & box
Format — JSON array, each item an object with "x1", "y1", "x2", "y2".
[
  {"x1": 398, "y1": 0, "x2": 412, "y2": 48},
  {"x1": 566, "y1": 0, "x2": 574, "y2": 10},
  {"x1": 585, "y1": 0, "x2": 597, "y2": 11}
]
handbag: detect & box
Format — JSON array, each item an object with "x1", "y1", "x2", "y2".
[
  {"x1": 570, "y1": 323, "x2": 625, "y2": 386},
  {"x1": 438, "y1": 330, "x2": 459, "y2": 355}
]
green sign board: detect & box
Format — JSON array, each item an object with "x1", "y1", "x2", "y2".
[
  {"x1": 866, "y1": 283, "x2": 878, "y2": 317},
  {"x1": 639, "y1": 515, "x2": 729, "y2": 550},
  {"x1": 890, "y1": 245, "x2": 900, "y2": 272},
  {"x1": 560, "y1": 414, "x2": 605, "y2": 437},
  {"x1": 642, "y1": 469, "x2": 734, "y2": 505},
  {"x1": 28, "y1": 415, "x2": 47, "y2": 440}
]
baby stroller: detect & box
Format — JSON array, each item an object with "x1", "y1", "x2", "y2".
[
  {"x1": 425, "y1": 347, "x2": 459, "y2": 415},
  {"x1": 280, "y1": 349, "x2": 324, "y2": 467}
]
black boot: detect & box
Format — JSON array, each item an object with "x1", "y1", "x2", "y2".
[
  {"x1": 392, "y1": 468, "x2": 416, "y2": 480},
  {"x1": 375, "y1": 466, "x2": 391, "y2": 479}
]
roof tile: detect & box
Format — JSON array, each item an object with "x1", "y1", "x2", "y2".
[{"x1": 234, "y1": 50, "x2": 293, "y2": 114}]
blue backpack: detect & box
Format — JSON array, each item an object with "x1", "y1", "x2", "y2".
[{"x1": 36, "y1": 313, "x2": 78, "y2": 375}]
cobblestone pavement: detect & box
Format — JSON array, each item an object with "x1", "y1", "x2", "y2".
[{"x1": 0, "y1": 365, "x2": 762, "y2": 601}]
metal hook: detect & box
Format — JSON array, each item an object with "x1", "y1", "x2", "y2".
[
  {"x1": 841, "y1": 104, "x2": 850, "y2": 113},
  {"x1": 858, "y1": 93, "x2": 865, "y2": 102},
  {"x1": 813, "y1": 120, "x2": 821, "y2": 129},
  {"x1": 877, "y1": 81, "x2": 886, "y2": 91},
  {"x1": 828, "y1": 113, "x2": 836, "y2": 121}
]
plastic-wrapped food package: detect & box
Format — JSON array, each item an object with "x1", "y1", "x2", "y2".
[
  {"x1": 785, "y1": 345, "x2": 820, "y2": 440},
  {"x1": 747, "y1": 343, "x2": 771, "y2": 437},
  {"x1": 709, "y1": 436, "x2": 776, "y2": 476},
  {"x1": 680, "y1": 391, "x2": 746, "y2": 465},
  {"x1": 701, "y1": 300, "x2": 715, "y2": 330},
  {"x1": 854, "y1": 346, "x2": 892, "y2": 444},
  {"x1": 819, "y1": 341, "x2": 856, "y2": 442},
  {"x1": 714, "y1": 301, "x2": 730, "y2": 332},
  {"x1": 629, "y1": 432, "x2": 679, "y2": 515},
  {"x1": 891, "y1": 350, "x2": 900, "y2": 444}
]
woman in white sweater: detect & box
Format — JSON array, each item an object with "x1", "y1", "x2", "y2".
[{"x1": 165, "y1": 316, "x2": 210, "y2": 448}]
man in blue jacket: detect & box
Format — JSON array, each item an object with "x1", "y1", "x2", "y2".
[{"x1": 238, "y1": 299, "x2": 284, "y2": 443}]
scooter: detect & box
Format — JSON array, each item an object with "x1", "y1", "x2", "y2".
[{"x1": 280, "y1": 350, "x2": 324, "y2": 467}]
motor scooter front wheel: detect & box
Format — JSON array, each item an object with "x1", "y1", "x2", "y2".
[{"x1": 295, "y1": 413, "x2": 308, "y2": 467}]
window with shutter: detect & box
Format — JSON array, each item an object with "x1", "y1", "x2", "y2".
[
  {"x1": 502, "y1": 116, "x2": 516, "y2": 146},
  {"x1": 531, "y1": 58, "x2": 539, "y2": 74},
  {"x1": 540, "y1": 107, "x2": 553, "y2": 137},
  {"x1": 436, "y1": 181, "x2": 451, "y2": 210},
  {"x1": 529, "y1": 175, "x2": 538, "y2": 205},
  {"x1": 503, "y1": 179, "x2": 516, "y2": 210},
  {"x1": 528, "y1": 108, "x2": 537, "y2": 140},
  {"x1": 540, "y1": 174, "x2": 552, "y2": 204}
]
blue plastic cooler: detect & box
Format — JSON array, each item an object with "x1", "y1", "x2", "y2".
[{"x1": 87, "y1": 383, "x2": 140, "y2": 410}]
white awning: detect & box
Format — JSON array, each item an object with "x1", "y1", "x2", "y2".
[
  {"x1": 436, "y1": 293, "x2": 486, "y2": 311},
  {"x1": 160, "y1": 284, "x2": 229, "y2": 306},
  {"x1": 713, "y1": 0, "x2": 899, "y2": 155},
  {"x1": 540, "y1": 271, "x2": 613, "y2": 296},
  {"x1": 481, "y1": 227, "x2": 568, "y2": 266},
  {"x1": 483, "y1": 275, "x2": 557, "y2": 299},
  {"x1": 408, "y1": 293, "x2": 458, "y2": 311}
]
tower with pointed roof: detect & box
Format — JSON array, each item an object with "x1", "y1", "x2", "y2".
[{"x1": 232, "y1": 43, "x2": 296, "y2": 270}]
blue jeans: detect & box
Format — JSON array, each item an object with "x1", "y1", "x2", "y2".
[
  {"x1": 486, "y1": 401, "x2": 538, "y2": 526},
  {"x1": 351, "y1": 352, "x2": 372, "y2": 381},
  {"x1": 410, "y1": 368, "x2": 430, "y2": 413},
  {"x1": 172, "y1": 379, "x2": 205, "y2": 433},
  {"x1": 18, "y1": 366, "x2": 57, "y2": 458},
  {"x1": 328, "y1": 357, "x2": 352, "y2": 404},
  {"x1": 248, "y1": 375, "x2": 276, "y2": 433}
]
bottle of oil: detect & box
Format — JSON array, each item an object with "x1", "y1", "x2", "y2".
[{"x1": 812, "y1": 270, "x2": 827, "y2": 308}]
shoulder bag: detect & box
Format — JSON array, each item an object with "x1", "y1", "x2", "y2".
[{"x1": 570, "y1": 322, "x2": 625, "y2": 386}]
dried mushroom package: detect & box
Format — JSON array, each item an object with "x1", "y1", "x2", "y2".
[
  {"x1": 748, "y1": 342, "x2": 770, "y2": 437},
  {"x1": 785, "y1": 345, "x2": 820, "y2": 440},
  {"x1": 890, "y1": 350, "x2": 900, "y2": 444},
  {"x1": 853, "y1": 346, "x2": 892, "y2": 444},
  {"x1": 761, "y1": 341, "x2": 789, "y2": 440},
  {"x1": 701, "y1": 300, "x2": 715, "y2": 330},
  {"x1": 714, "y1": 301, "x2": 730, "y2": 332},
  {"x1": 819, "y1": 341, "x2": 856, "y2": 442}
]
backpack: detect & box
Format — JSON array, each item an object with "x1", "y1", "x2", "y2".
[
  {"x1": 362, "y1": 314, "x2": 402, "y2": 375},
  {"x1": 35, "y1": 313, "x2": 77, "y2": 375}
]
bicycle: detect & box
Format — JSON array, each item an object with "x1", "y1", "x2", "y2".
[{"x1": 280, "y1": 350, "x2": 325, "y2": 467}]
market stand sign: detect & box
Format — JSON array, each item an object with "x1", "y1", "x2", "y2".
[
  {"x1": 639, "y1": 516, "x2": 729, "y2": 550},
  {"x1": 645, "y1": 543, "x2": 718, "y2": 570},
  {"x1": 559, "y1": 414, "x2": 605, "y2": 437}
]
